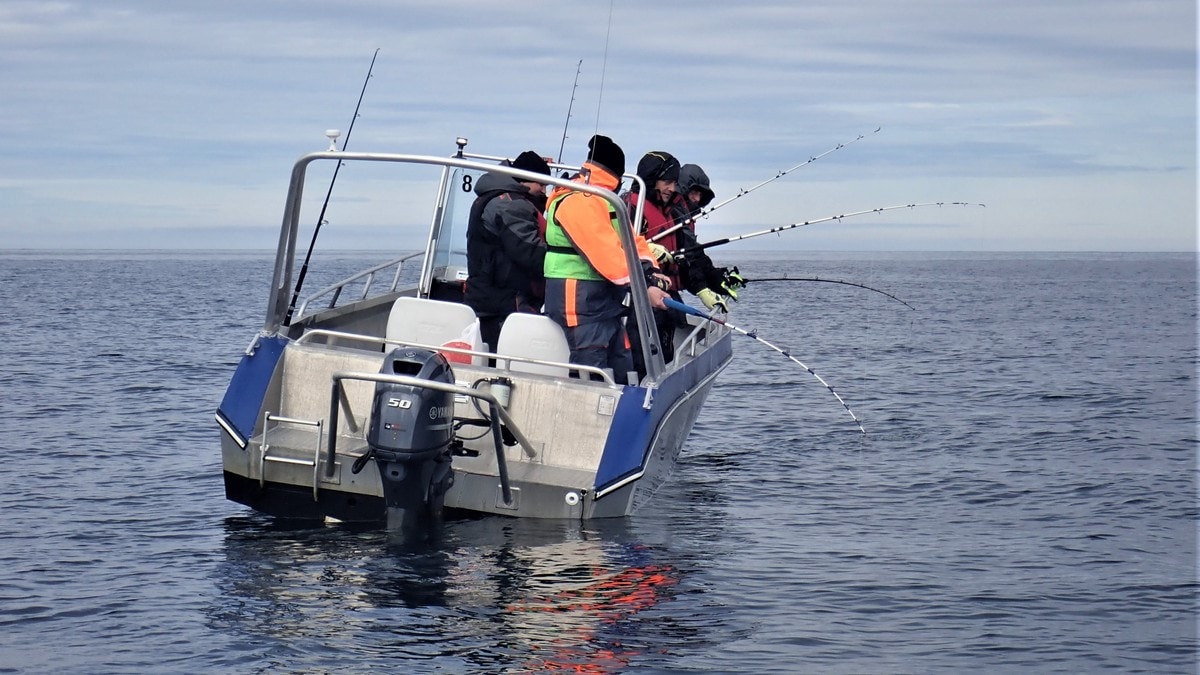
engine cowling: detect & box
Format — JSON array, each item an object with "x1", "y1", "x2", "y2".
[{"x1": 366, "y1": 347, "x2": 456, "y2": 530}]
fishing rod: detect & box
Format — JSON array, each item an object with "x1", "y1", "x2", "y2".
[
  {"x1": 704, "y1": 127, "x2": 881, "y2": 218},
  {"x1": 672, "y1": 202, "x2": 986, "y2": 256},
  {"x1": 557, "y1": 59, "x2": 583, "y2": 163},
  {"x1": 664, "y1": 298, "x2": 866, "y2": 435},
  {"x1": 283, "y1": 48, "x2": 379, "y2": 326},
  {"x1": 593, "y1": 0, "x2": 615, "y2": 136},
  {"x1": 743, "y1": 276, "x2": 916, "y2": 310},
  {"x1": 648, "y1": 128, "x2": 880, "y2": 243}
]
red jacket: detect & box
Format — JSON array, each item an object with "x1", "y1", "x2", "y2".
[{"x1": 623, "y1": 190, "x2": 686, "y2": 290}]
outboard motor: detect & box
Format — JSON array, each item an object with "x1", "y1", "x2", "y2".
[{"x1": 366, "y1": 348, "x2": 456, "y2": 531}]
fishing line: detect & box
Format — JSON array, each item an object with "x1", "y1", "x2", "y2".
[
  {"x1": 557, "y1": 59, "x2": 583, "y2": 163},
  {"x1": 284, "y1": 48, "x2": 380, "y2": 326},
  {"x1": 672, "y1": 202, "x2": 986, "y2": 256},
  {"x1": 664, "y1": 298, "x2": 867, "y2": 435},
  {"x1": 649, "y1": 128, "x2": 881, "y2": 243},
  {"x1": 744, "y1": 276, "x2": 916, "y2": 310}
]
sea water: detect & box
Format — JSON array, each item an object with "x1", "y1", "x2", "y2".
[{"x1": 0, "y1": 250, "x2": 1194, "y2": 673}]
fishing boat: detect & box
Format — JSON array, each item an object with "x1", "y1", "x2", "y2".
[{"x1": 215, "y1": 138, "x2": 733, "y2": 528}]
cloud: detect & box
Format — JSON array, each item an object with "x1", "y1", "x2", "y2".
[{"x1": 0, "y1": 0, "x2": 1194, "y2": 251}]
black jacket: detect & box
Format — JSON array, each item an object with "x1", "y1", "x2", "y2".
[
  {"x1": 671, "y1": 166, "x2": 727, "y2": 296},
  {"x1": 464, "y1": 171, "x2": 547, "y2": 318}
]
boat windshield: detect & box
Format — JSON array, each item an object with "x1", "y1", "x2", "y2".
[{"x1": 425, "y1": 165, "x2": 484, "y2": 299}]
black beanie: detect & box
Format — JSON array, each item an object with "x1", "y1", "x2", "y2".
[
  {"x1": 511, "y1": 150, "x2": 551, "y2": 177},
  {"x1": 636, "y1": 151, "x2": 680, "y2": 184},
  {"x1": 587, "y1": 134, "x2": 625, "y2": 178}
]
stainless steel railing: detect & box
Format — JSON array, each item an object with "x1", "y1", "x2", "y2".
[{"x1": 293, "y1": 252, "x2": 425, "y2": 320}]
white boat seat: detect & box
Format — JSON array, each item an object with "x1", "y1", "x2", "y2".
[
  {"x1": 385, "y1": 297, "x2": 483, "y2": 365},
  {"x1": 495, "y1": 313, "x2": 571, "y2": 377}
]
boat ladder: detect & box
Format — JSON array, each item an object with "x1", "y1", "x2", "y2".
[{"x1": 259, "y1": 412, "x2": 324, "y2": 501}]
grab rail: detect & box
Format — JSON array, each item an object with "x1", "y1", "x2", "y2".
[
  {"x1": 264, "y1": 151, "x2": 664, "y2": 382},
  {"x1": 327, "y1": 371, "x2": 539, "y2": 505},
  {"x1": 293, "y1": 252, "x2": 425, "y2": 319},
  {"x1": 297, "y1": 328, "x2": 618, "y2": 386},
  {"x1": 674, "y1": 313, "x2": 729, "y2": 360}
]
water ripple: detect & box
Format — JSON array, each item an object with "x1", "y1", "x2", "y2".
[{"x1": 0, "y1": 251, "x2": 1193, "y2": 673}]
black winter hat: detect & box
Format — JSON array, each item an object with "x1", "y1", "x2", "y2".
[
  {"x1": 511, "y1": 150, "x2": 551, "y2": 177},
  {"x1": 636, "y1": 151, "x2": 680, "y2": 185},
  {"x1": 587, "y1": 134, "x2": 625, "y2": 178}
]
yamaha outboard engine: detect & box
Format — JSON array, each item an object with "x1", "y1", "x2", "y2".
[{"x1": 367, "y1": 348, "x2": 456, "y2": 531}]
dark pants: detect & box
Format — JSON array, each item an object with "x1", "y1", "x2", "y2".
[
  {"x1": 561, "y1": 319, "x2": 634, "y2": 385},
  {"x1": 478, "y1": 314, "x2": 505, "y2": 353},
  {"x1": 629, "y1": 292, "x2": 683, "y2": 379},
  {"x1": 545, "y1": 277, "x2": 635, "y2": 385}
]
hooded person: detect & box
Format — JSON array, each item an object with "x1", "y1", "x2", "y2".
[
  {"x1": 542, "y1": 135, "x2": 670, "y2": 384},
  {"x1": 676, "y1": 163, "x2": 714, "y2": 214},
  {"x1": 465, "y1": 150, "x2": 553, "y2": 351},
  {"x1": 670, "y1": 163, "x2": 746, "y2": 313},
  {"x1": 623, "y1": 151, "x2": 683, "y2": 255},
  {"x1": 623, "y1": 151, "x2": 699, "y2": 289},
  {"x1": 618, "y1": 150, "x2": 695, "y2": 368}
]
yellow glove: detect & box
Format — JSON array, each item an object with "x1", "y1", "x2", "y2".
[
  {"x1": 648, "y1": 242, "x2": 673, "y2": 267},
  {"x1": 695, "y1": 288, "x2": 728, "y2": 314},
  {"x1": 720, "y1": 267, "x2": 746, "y2": 300}
]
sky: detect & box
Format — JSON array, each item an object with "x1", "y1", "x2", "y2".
[{"x1": 2, "y1": 0, "x2": 1196, "y2": 252}]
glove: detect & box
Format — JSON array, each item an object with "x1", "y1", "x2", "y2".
[
  {"x1": 695, "y1": 288, "x2": 729, "y2": 314},
  {"x1": 719, "y1": 267, "x2": 746, "y2": 300},
  {"x1": 645, "y1": 269, "x2": 672, "y2": 292},
  {"x1": 648, "y1": 242, "x2": 674, "y2": 268}
]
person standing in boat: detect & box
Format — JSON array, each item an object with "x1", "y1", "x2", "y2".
[
  {"x1": 623, "y1": 151, "x2": 684, "y2": 288},
  {"x1": 543, "y1": 135, "x2": 670, "y2": 385},
  {"x1": 622, "y1": 151, "x2": 689, "y2": 367},
  {"x1": 465, "y1": 150, "x2": 553, "y2": 352},
  {"x1": 671, "y1": 163, "x2": 746, "y2": 313}
]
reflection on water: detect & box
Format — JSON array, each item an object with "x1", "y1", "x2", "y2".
[{"x1": 210, "y1": 514, "x2": 702, "y2": 672}]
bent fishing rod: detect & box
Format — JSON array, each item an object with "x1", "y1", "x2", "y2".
[
  {"x1": 664, "y1": 298, "x2": 866, "y2": 435},
  {"x1": 556, "y1": 59, "x2": 583, "y2": 163},
  {"x1": 283, "y1": 48, "x2": 379, "y2": 326},
  {"x1": 671, "y1": 202, "x2": 986, "y2": 257},
  {"x1": 743, "y1": 276, "x2": 916, "y2": 310},
  {"x1": 649, "y1": 127, "x2": 880, "y2": 243}
]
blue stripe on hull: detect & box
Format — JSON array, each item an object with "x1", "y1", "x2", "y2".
[
  {"x1": 216, "y1": 335, "x2": 288, "y2": 446},
  {"x1": 593, "y1": 333, "x2": 731, "y2": 496}
]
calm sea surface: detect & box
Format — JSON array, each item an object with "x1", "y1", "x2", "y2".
[{"x1": 0, "y1": 250, "x2": 1195, "y2": 674}]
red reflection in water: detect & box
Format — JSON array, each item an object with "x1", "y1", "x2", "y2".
[{"x1": 507, "y1": 562, "x2": 679, "y2": 673}]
